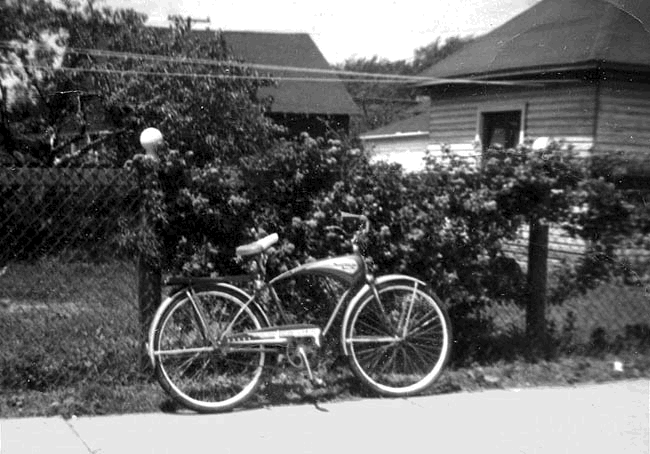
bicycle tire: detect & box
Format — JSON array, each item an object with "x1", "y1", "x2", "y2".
[
  {"x1": 345, "y1": 279, "x2": 451, "y2": 396},
  {"x1": 152, "y1": 286, "x2": 266, "y2": 412}
]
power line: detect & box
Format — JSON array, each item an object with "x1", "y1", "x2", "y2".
[
  {"x1": 0, "y1": 62, "x2": 418, "y2": 84},
  {"x1": 0, "y1": 41, "x2": 426, "y2": 82},
  {"x1": 0, "y1": 41, "x2": 538, "y2": 87}
]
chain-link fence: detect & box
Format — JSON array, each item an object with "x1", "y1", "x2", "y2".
[
  {"x1": 492, "y1": 223, "x2": 650, "y2": 349},
  {"x1": 484, "y1": 281, "x2": 650, "y2": 347},
  {"x1": 0, "y1": 168, "x2": 142, "y2": 391},
  {"x1": 1, "y1": 168, "x2": 649, "y2": 392}
]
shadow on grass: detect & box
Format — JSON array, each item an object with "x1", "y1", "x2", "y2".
[
  {"x1": 156, "y1": 365, "x2": 468, "y2": 416},
  {"x1": 157, "y1": 368, "x2": 375, "y2": 415}
]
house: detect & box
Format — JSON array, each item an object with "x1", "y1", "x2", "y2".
[
  {"x1": 217, "y1": 31, "x2": 360, "y2": 138},
  {"x1": 359, "y1": 99, "x2": 432, "y2": 171},
  {"x1": 362, "y1": 0, "x2": 650, "y2": 265},
  {"x1": 126, "y1": 29, "x2": 360, "y2": 139},
  {"x1": 364, "y1": 0, "x2": 650, "y2": 181}
]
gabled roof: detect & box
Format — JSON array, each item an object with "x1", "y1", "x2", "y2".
[
  {"x1": 419, "y1": 0, "x2": 650, "y2": 80},
  {"x1": 214, "y1": 30, "x2": 359, "y2": 115}
]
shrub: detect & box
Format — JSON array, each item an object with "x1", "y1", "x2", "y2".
[{"x1": 126, "y1": 136, "x2": 638, "y2": 362}]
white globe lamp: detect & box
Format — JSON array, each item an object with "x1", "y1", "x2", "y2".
[
  {"x1": 139, "y1": 127, "x2": 164, "y2": 158},
  {"x1": 532, "y1": 137, "x2": 550, "y2": 151}
]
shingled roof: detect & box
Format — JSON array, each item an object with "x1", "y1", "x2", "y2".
[
  {"x1": 217, "y1": 30, "x2": 360, "y2": 116},
  {"x1": 419, "y1": 0, "x2": 650, "y2": 80}
]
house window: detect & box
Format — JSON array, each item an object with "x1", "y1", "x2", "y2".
[{"x1": 480, "y1": 110, "x2": 523, "y2": 150}]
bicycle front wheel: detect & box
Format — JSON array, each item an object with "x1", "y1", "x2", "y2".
[
  {"x1": 153, "y1": 286, "x2": 265, "y2": 413},
  {"x1": 345, "y1": 279, "x2": 451, "y2": 396}
]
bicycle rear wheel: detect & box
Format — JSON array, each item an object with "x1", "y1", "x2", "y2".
[
  {"x1": 153, "y1": 286, "x2": 265, "y2": 412},
  {"x1": 345, "y1": 279, "x2": 451, "y2": 396}
]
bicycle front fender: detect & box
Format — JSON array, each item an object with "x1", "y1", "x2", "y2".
[
  {"x1": 145, "y1": 283, "x2": 258, "y2": 367},
  {"x1": 339, "y1": 274, "x2": 427, "y2": 356}
]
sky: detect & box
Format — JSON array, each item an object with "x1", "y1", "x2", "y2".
[{"x1": 70, "y1": 0, "x2": 542, "y2": 64}]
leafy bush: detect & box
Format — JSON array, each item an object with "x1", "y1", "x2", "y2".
[{"x1": 126, "y1": 136, "x2": 637, "y2": 362}]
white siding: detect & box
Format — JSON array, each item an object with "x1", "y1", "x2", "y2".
[
  {"x1": 595, "y1": 79, "x2": 650, "y2": 175},
  {"x1": 363, "y1": 134, "x2": 431, "y2": 172},
  {"x1": 428, "y1": 83, "x2": 598, "y2": 154}
]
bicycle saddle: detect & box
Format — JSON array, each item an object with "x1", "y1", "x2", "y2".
[{"x1": 236, "y1": 233, "x2": 279, "y2": 257}]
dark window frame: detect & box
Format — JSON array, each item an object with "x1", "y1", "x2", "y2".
[{"x1": 476, "y1": 103, "x2": 527, "y2": 151}]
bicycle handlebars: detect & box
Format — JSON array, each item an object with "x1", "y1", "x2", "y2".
[{"x1": 340, "y1": 212, "x2": 370, "y2": 235}]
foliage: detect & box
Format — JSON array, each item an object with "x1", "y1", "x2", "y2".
[
  {"x1": 0, "y1": 168, "x2": 140, "y2": 262},
  {"x1": 127, "y1": 129, "x2": 637, "y2": 363},
  {"x1": 1, "y1": 2, "x2": 644, "y2": 366},
  {"x1": 124, "y1": 134, "x2": 362, "y2": 274},
  {"x1": 339, "y1": 36, "x2": 474, "y2": 133},
  {"x1": 411, "y1": 36, "x2": 475, "y2": 74},
  {"x1": 0, "y1": 0, "x2": 279, "y2": 167}
]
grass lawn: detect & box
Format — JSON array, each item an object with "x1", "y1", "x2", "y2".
[
  {"x1": 0, "y1": 259, "x2": 142, "y2": 390},
  {"x1": 1, "y1": 258, "x2": 649, "y2": 418}
]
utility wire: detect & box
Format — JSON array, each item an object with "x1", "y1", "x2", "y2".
[
  {"x1": 0, "y1": 40, "x2": 431, "y2": 81},
  {"x1": 0, "y1": 62, "x2": 417, "y2": 83},
  {"x1": 0, "y1": 41, "x2": 540, "y2": 86}
]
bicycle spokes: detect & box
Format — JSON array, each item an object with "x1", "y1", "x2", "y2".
[
  {"x1": 154, "y1": 289, "x2": 265, "y2": 412},
  {"x1": 347, "y1": 282, "x2": 450, "y2": 394}
]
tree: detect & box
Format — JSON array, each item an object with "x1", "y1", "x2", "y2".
[
  {"x1": 339, "y1": 35, "x2": 474, "y2": 133},
  {"x1": 0, "y1": 0, "x2": 72, "y2": 164},
  {"x1": 0, "y1": 0, "x2": 279, "y2": 167},
  {"x1": 411, "y1": 36, "x2": 474, "y2": 74}
]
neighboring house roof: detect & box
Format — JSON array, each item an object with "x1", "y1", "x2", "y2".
[
  {"x1": 360, "y1": 112, "x2": 430, "y2": 140},
  {"x1": 202, "y1": 30, "x2": 360, "y2": 116},
  {"x1": 419, "y1": 0, "x2": 650, "y2": 80}
]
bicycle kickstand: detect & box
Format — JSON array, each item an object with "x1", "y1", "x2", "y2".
[{"x1": 297, "y1": 346, "x2": 325, "y2": 387}]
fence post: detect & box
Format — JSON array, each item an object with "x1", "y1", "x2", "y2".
[
  {"x1": 135, "y1": 132, "x2": 165, "y2": 372},
  {"x1": 138, "y1": 254, "x2": 161, "y2": 372},
  {"x1": 526, "y1": 217, "x2": 549, "y2": 352}
]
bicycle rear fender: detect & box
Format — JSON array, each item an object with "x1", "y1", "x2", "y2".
[
  {"x1": 339, "y1": 274, "x2": 427, "y2": 356},
  {"x1": 146, "y1": 283, "x2": 262, "y2": 367}
]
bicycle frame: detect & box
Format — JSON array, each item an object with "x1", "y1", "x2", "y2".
[
  {"x1": 266, "y1": 253, "x2": 368, "y2": 338},
  {"x1": 147, "y1": 213, "x2": 430, "y2": 366},
  {"x1": 147, "y1": 249, "x2": 372, "y2": 366}
]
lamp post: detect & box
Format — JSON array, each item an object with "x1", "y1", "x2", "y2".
[{"x1": 139, "y1": 127, "x2": 163, "y2": 160}]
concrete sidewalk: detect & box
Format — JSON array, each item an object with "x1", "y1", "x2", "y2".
[{"x1": 2, "y1": 380, "x2": 648, "y2": 454}]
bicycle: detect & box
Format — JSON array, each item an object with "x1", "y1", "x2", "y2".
[{"x1": 146, "y1": 213, "x2": 452, "y2": 413}]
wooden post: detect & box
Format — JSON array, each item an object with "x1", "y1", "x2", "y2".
[
  {"x1": 135, "y1": 129, "x2": 164, "y2": 372},
  {"x1": 526, "y1": 217, "x2": 549, "y2": 352},
  {"x1": 138, "y1": 253, "x2": 161, "y2": 372}
]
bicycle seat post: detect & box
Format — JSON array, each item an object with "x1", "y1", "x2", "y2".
[{"x1": 253, "y1": 253, "x2": 267, "y2": 289}]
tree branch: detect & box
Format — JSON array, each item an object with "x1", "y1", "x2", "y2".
[{"x1": 53, "y1": 127, "x2": 127, "y2": 156}]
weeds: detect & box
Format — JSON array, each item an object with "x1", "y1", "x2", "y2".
[{"x1": 1, "y1": 258, "x2": 649, "y2": 418}]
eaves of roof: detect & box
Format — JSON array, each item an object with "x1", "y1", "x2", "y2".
[{"x1": 418, "y1": 0, "x2": 650, "y2": 84}]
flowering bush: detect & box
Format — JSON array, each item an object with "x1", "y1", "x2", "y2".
[{"x1": 126, "y1": 135, "x2": 637, "y2": 361}]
